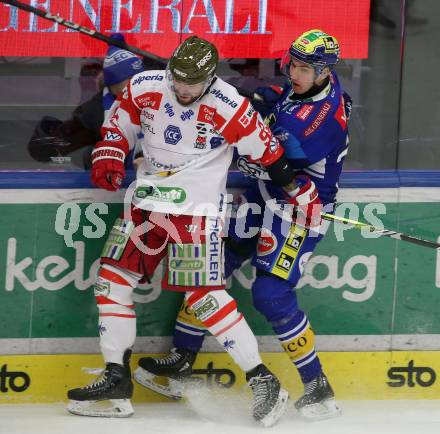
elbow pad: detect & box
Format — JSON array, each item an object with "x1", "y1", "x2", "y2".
[{"x1": 265, "y1": 155, "x2": 295, "y2": 187}]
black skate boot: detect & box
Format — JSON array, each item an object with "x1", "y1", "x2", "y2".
[
  {"x1": 134, "y1": 347, "x2": 197, "y2": 400},
  {"x1": 67, "y1": 350, "x2": 133, "y2": 417},
  {"x1": 246, "y1": 364, "x2": 289, "y2": 427},
  {"x1": 294, "y1": 372, "x2": 341, "y2": 420}
]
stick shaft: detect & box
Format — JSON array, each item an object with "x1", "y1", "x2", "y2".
[{"x1": 322, "y1": 213, "x2": 440, "y2": 249}]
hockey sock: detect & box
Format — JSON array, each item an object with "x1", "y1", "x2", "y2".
[
  {"x1": 274, "y1": 310, "x2": 322, "y2": 383},
  {"x1": 95, "y1": 264, "x2": 140, "y2": 365},
  {"x1": 186, "y1": 290, "x2": 262, "y2": 372},
  {"x1": 173, "y1": 298, "x2": 207, "y2": 353},
  {"x1": 171, "y1": 239, "x2": 253, "y2": 353}
]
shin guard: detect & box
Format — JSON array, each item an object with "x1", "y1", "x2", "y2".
[
  {"x1": 186, "y1": 290, "x2": 262, "y2": 372},
  {"x1": 95, "y1": 265, "x2": 139, "y2": 365}
]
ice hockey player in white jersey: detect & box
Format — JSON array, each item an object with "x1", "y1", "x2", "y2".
[{"x1": 66, "y1": 36, "x2": 321, "y2": 427}]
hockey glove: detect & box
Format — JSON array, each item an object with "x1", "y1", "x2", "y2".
[
  {"x1": 254, "y1": 85, "x2": 284, "y2": 105},
  {"x1": 272, "y1": 126, "x2": 304, "y2": 159},
  {"x1": 91, "y1": 144, "x2": 126, "y2": 191},
  {"x1": 236, "y1": 156, "x2": 271, "y2": 180},
  {"x1": 286, "y1": 175, "x2": 322, "y2": 229}
]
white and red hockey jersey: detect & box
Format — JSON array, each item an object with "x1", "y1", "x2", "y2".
[{"x1": 98, "y1": 70, "x2": 282, "y2": 216}]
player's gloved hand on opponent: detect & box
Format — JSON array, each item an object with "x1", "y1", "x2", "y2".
[
  {"x1": 254, "y1": 85, "x2": 284, "y2": 105},
  {"x1": 285, "y1": 175, "x2": 322, "y2": 229},
  {"x1": 91, "y1": 142, "x2": 126, "y2": 191},
  {"x1": 252, "y1": 85, "x2": 285, "y2": 119},
  {"x1": 272, "y1": 126, "x2": 303, "y2": 157},
  {"x1": 236, "y1": 156, "x2": 271, "y2": 180}
]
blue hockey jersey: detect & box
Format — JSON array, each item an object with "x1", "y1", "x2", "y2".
[{"x1": 268, "y1": 73, "x2": 351, "y2": 205}]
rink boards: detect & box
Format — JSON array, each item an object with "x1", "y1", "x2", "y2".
[
  {"x1": 0, "y1": 186, "x2": 440, "y2": 402},
  {"x1": 1, "y1": 352, "x2": 440, "y2": 403}
]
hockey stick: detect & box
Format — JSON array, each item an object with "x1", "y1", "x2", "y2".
[
  {"x1": 321, "y1": 212, "x2": 440, "y2": 250},
  {"x1": 0, "y1": 0, "x2": 167, "y2": 63},
  {"x1": 1, "y1": 0, "x2": 264, "y2": 101}
]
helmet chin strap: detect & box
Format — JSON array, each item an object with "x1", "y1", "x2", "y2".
[
  {"x1": 196, "y1": 75, "x2": 217, "y2": 102},
  {"x1": 313, "y1": 65, "x2": 333, "y2": 80}
]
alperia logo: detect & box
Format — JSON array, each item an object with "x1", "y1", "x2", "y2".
[{"x1": 135, "y1": 186, "x2": 186, "y2": 203}]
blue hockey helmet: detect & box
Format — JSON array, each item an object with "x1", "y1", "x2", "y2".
[{"x1": 289, "y1": 29, "x2": 340, "y2": 74}]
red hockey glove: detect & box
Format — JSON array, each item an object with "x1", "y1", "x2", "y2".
[
  {"x1": 286, "y1": 175, "x2": 322, "y2": 229},
  {"x1": 91, "y1": 145, "x2": 126, "y2": 191}
]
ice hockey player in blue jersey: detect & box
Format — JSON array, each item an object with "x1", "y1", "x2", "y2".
[{"x1": 135, "y1": 29, "x2": 352, "y2": 421}]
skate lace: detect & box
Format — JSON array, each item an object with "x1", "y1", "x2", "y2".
[
  {"x1": 247, "y1": 375, "x2": 271, "y2": 407},
  {"x1": 85, "y1": 371, "x2": 108, "y2": 390},
  {"x1": 79, "y1": 367, "x2": 107, "y2": 390},
  {"x1": 304, "y1": 377, "x2": 319, "y2": 396},
  {"x1": 158, "y1": 351, "x2": 181, "y2": 366}
]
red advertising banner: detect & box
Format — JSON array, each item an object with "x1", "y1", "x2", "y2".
[{"x1": 0, "y1": 0, "x2": 370, "y2": 59}]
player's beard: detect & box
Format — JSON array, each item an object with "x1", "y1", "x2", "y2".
[{"x1": 174, "y1": 92, "x2": 201, "y2": 106}]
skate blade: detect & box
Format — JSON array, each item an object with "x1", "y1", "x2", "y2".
[
  {"x1": 66, "y1": 399, "x2": 134, "y2": 418},
  {"x1": 259, "y1": 388, "x2": 289, "y2": 428},
  {"x1": 297, "y1": 397, "x2": 341, "y2": 421},
  {"x1": 134, "y1": 366, "x2": 184, "y2": 400}
]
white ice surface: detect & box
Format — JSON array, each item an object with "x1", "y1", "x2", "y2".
[{"x1": 1, "y1": 398, "x2": 440, "y2": 434}]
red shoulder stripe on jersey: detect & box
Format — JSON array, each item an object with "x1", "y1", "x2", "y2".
[
  {"x1": 213, "y1": 111, "x2": 227, "y2": 130},
  {"x1": 220, "y1": 99, "x2": 256, "y2": 144},
  {"x1": 123, "y1": 82, "x2": 142, "y2": 125}
]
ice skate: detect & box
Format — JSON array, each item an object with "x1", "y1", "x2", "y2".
[
  {"x1": 67, "y1": 350, "x2": 133, "y2": 417},
  {"x1": 295, "y1": 372, "x2": 341, "y2": 420},
  {"x1": 246, "y1": 364, "x2": 289, "y2": 428},
  {"x1": 134, "y1": 347, "x2": 196, "y2": 400}
]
